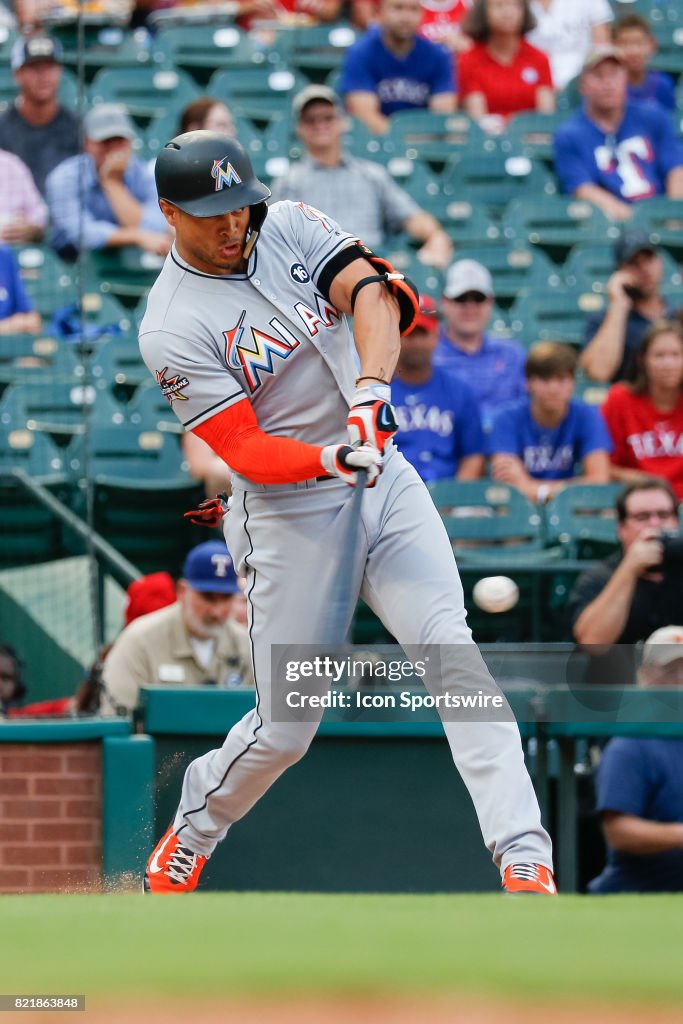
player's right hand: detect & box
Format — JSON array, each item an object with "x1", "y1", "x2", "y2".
[{"x1": 320, "y1": 443, "x2": 382, "y2": 487}]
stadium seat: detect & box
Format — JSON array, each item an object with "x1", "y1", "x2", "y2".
[
  {"x1": 408, "y1": 177, "x2": 503, "y2": 247},
  {"x1": 502, "y1": 197, "x2": 619, "y2": 263},
  {"x1": 89, "y1": 65, "x2": 200, "y2": 125},
  {"x1": 13, "y1": 246, "x2": 77, "y2": 318},
  {"x1": 508, "y1": 288, "x2": 606, "y2": 347},
  {"x1": 454, "y1": 245, "x2": 562, "y2": 309},
  {"x1": 89, "y1": 333, "x2": 151, "y2": 404},
  {"x1": 630, "y1": 198, "x2": 683, "y2": 261},
  {"x1": 0, "y1": 347, "x2": 83, "y2": 392},
  {"x1": 288, "y1": 22, "x2": 358, "y2": 79},
  {"x1": 0, "y1": 377, "x2": 125, "y2": 440},
  {"x1": 544, "y1": 484, "x2": 623, "y2": 560},
  {"x1": 650, "y1": 23, "x2": 683, "y2": 76},
  {"x1": 563, "y1": 241, "x2": 682, "y2": 295},
  {"x1": 67, "y1": 425, "x2": 202, "y2": 575},
  {"x1": 127, "y1": 379, "x2": 179, "y2": 432},
  {"x1": 386, "y1": 111, "x2": 490, "y2": 171},
  {"x1": 427, "y1": 479, "x2": 555, "y2": 561},
  {"x1": 503, "y1": 111, "x2": 568, "y2": 168},
  {"x1": 86, "y1": 247, "x2": 166, "y2": 304},
  {"x1": 208, "y1": 65, "x2": 306, "y2": 127},
  {"x1": 153, "y1": 24, "x2": 269, "y2": 84},
  {"x1": 0, "y1": 425, "x2": 70, "y2": 565},
  {"x1": 51, "y1": 22, "x2": 156, "y2": 81},
  {"x1": 440, "y1": 152, "x2": 557, "y2": 218}
]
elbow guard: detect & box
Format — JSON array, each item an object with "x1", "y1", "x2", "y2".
[{"x1": 350, "y1": 242, "x2": 420, "y2": 337}]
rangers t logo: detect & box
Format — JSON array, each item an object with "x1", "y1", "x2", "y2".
[
  {"x1": 212, "y1": 157, "x2": 242, "y2": 191},
  {"x1": 224, "y1": 310, "x2": 300, "y2": 393}
]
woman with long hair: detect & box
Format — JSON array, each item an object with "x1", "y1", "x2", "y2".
[{"x1": 602, "y1": 320, "x2": 683, "y2": 497}]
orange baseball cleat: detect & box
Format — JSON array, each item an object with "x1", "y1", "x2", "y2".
[
  {"x1": 502, "y1": 863, "x2": 557, "y2": 895},
  {"x1": 143, "y1": 826, "x2": 208, "y2": 894}
]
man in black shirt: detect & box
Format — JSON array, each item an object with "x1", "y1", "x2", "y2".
[
  {"x1": 569, "y1": 479, "x2": 683, "y2": 683},
  {"x1": 0, "y1": 35, "x2": 80, "y2": 196}
]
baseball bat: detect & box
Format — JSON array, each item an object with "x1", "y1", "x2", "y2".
[{"x1": 319, "y1": 468, "x2": 367, "y2": 645}]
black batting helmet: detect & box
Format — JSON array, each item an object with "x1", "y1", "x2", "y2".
[{"x1": 155, "y1": 131, "x2": 271, "y2": 221}]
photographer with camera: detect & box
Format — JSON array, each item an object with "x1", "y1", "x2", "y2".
[
  {"x1": 580, "y1": 229, "x2": 678, "y2": 385},
  {"x1": 571, "y1": 480, "x2": 683, "y2": 653}
]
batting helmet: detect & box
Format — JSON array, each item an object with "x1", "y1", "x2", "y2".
[{"x1": 155, "y1": 131, "x2": 271, "y2": 221}]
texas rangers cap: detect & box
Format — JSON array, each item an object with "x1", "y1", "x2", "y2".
[
  {"x1": 443, "y1": 260, "x2": 494, "y2": 300},
  {"x1": 292, "y1": 84, "x2": 340, "y2": 120},
  {"x1": 613, "y1": 227, "x2": 657, "y2": 266},
  {"x1": 183, "y1": 541, "x2": 240, "y2": 594},
  {"x1": 84, "y1": 103, "x2": 137, "y2": 142},
  {"x1": 581, "y1": 45, "x2": 624, "y2": 75},
  {"x1": 642, "y1": 626, "x2": 683, "y2": 667},
  {"x1": 11, "y1": 34, "x2": 63, "y2": 70},
  {"x1": 413, "y1": 294, "x2": 440, "y2": 331}
]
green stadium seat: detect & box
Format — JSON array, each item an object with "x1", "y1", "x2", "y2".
[
  {"x1": 408, "y1": 177, "x2": 503, "y2": 246},
  {"x1": 0, "y1": 425, "x2": 70, "y2": 566},
  {"x1": 127, "y1": 379, "x2": 179, "y2": 432},
  {"x1": 427, "y1": 479, "x2": 552, "y2": 561},
  {"x1": 386, "y1": 111, "x2": 490, "y2": 172},
  {"x1": 574, "y1": 372, "x2": 610, "y2": 408},
  {"x1": 630, "y1": 198, "x2": 683, "y2": 261},
  {"x1": 13, "y1": 245, "x2": 77, "y2": 318},
  {"x1": 89, "y1": 65, "x2": 200, "y2": 125},
  {"x1": 208, "y1": 65, "x2": 306, "y2": 127},
  {"x1": 650, "y1": 23, "x2": 683, "y2": 76},
  {"x1": 288, "y1": 22, "x2": 358, "y2": 79},
  {"x1": 503, "y1": 111, "x2": 568, "y2": 168},
  {"x1": 563, "y1": 241, "x2": 682, "y2": 295},
  {"x1": 153, "y1": 24, "x2": 269, "y2": 84},
  {"x1": 508, "y1": 288, "x2": 606, "y2": 347},
  {"x1": 86, "y1": 247, "x2": 166, "y2": 305},
  {"x1": 544, "y1": 484, "x2": 623, "y2": 560},
  {"x1": 51, "y1": 22, "x2": 156, "y2": 81},
  {"x1": 0, "y1": 377, "x2": 125, "y2": 439},
  {"x1": 454, "y1": 244, "x2": 562, "y2": 310},
  {"x1": 440, "y1": 152, "x2": 557, "y2": 218},
  {"x1": 89, "y1": 334, "x2": 150, "y2": 404},
  {"x1": 67, "y1": 425, "x2": 202, "y2": 575},
  {"x1": 502, "y1": 196, "x2": 619, "y2": 263}
]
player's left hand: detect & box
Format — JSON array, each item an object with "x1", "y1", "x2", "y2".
[{"x1": 347, "y1": 383, "x2": 398, "y2": 453}]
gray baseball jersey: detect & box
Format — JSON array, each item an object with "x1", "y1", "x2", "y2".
[
  {"x1": 140, "y1": 198, "x2": 553, "y2": 882},
  {"x1": 140, "y1": 200, "x2": 359, "y2": 482}
]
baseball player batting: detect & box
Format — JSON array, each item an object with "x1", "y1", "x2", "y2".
[{"x1": 140, "y1": 131, "x2": 556, "y2": 896}]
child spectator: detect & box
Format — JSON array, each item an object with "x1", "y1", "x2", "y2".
[
  {"x1": 612, "y1": 14, "x2": 675, "y2": 113},
  {"x1": 391, "y1": 294, "x2": 485, "y2": 482},
  {"x1": 488, "y1": 341, "x2": 612, "y2": 503},
  {"x1": 602, "y1": 321, "x2": 683, "y2": 499},
  {"x1": 459, "y1": 0, "x2": 555, "y2": 128}
]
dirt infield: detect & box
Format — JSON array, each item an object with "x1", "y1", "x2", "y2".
[{"x1": 15, "y1": 997, "x2": 678, "y2": 1024}]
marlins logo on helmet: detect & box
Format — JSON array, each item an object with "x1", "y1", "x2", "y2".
[{"x1": 212, "y1": 157, "x2": 242, "y2": 192}]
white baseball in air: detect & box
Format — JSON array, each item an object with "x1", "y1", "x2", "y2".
[{"x1": 472, "y1": 576, "x2": 519, "y2": 613}]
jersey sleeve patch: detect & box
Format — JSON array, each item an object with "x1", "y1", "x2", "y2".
[{"x1": 156, "y1": 366, "x2": 191, "y2": 404}]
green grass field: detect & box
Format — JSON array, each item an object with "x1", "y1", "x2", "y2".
[{"x1": 2, "y1": 893, "x2": 682, "y2": 1006}]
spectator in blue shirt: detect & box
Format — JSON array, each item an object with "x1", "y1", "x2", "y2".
[
  {"x1": 338, "y1": 0, "x2": 456, "y2": 135},
  {"x1": 45, "y1": 104, "x2": 172, "y2": 263},
  {"x1": 553, "y1": 45, "x2": 683, "y2": 223},
  {"x1": 588, "y1": 624, "x2": 683, "y2": 894},
  {"x1": 392, "y1": 294, "x2": 485, "y2": 483},
  {"x1": 488, "y1": 341, "x2": 612, "y2": 503},
  {"x1": 433, "y1": 259, "x2": 527, "y2": 432},
  {"x1": 612, "y1": 15, "x2": 676, "y2": 114},
  {"x1": 0, "y1": 244, "x2": 41, "y2": 334}
]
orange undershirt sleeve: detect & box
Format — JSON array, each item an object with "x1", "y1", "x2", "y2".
[{"x1": 192, "y1": 398, "x2": 327, "y2": 485}]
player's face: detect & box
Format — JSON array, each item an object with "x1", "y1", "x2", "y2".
[
  {"x1": 442, "y1": 292, "x2": 492, "y2": 339},
  {"x1": 162, "y1": 203, "x2": 252, "y2": 275},
  {"x1": 618, "y1": 489, "x2": 679, "y2": 549},
  {"x1": 486, "y1": 0, "x2": 524, "y2": 36},
  {"x1": 179, "y1": 583, "x2": 235, "y2": 639},
  {"x1": 643, "y1": 331, "x2": 683, "y2": 392},
  {"x1": 15, "y1": 59, "x2": 61, "y2": 103},
  {"x1": 381, "y1": 0, "x2": 423, "y2": 42},
  {"x1": 580, "y1": 59, "x2": 627, "y2": 115},
  {"x1": 526, "y1": 373, "x2": 574, "y2": 418}
]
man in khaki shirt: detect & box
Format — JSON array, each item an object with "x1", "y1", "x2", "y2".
[{"x1": 102, "y1": 541, "x2": 253, "y2": 715}]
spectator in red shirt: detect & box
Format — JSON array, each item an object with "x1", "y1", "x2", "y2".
[
  {"x1": 420, "y1": 0, "x2": 473, "y2": 54},
  {"x1": 602, "y1": 321, "x2": 683, "y2": 499},
  {"x1": 459, "y1": 0, "x2": 554, "y2": 129}
]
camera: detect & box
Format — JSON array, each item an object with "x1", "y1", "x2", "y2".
[{"x1": 660, "y1": 531, "x2": 683, "y2": 564}]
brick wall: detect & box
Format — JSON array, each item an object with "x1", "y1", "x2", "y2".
[{"x1": 0, "y1": 742, "x2": 102, "y2": 893}]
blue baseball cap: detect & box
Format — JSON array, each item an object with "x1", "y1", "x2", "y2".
[{"x1": 182, "y1": 542, "x2": 239, "y2": 594}]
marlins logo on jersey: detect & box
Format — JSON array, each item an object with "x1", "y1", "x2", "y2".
[
  {"x1": 224, "y1": 310, "x2": 301, "y2": 393},
  {"x1": 212, "y1": 157, "x2": 242, "y2": 192}
]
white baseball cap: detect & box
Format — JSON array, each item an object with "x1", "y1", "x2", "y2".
[
  {"x1": 443, "y1": 259, "x2": 494, "y2": 300},
  {"x1": 84, "y1": 103, "x2": 136, "y2": 143},
  {"x1": 642, "y1": 626, "x2": 683, "y2": 667}
]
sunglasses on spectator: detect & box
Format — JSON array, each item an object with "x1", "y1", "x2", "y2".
[
  {"x1": 300, "y1": 112, "x2": 338, "y2": 126},
  {"x1": 451, "y1": 292, "x2": 489, "y2": 304}
]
